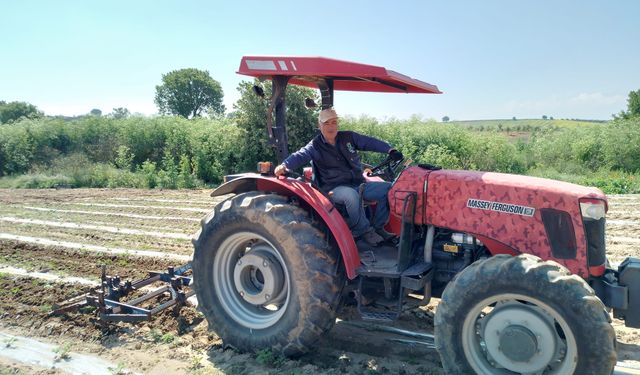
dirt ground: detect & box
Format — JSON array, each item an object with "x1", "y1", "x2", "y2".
[{"x1": 0, "y1": 188, "x2": 639, "y2": 374}]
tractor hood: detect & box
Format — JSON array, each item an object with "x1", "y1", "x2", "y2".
[
  {"x1": 428, "y1": 169, "x2": 606, "y2": 206},
  {"x1": 426, "y1": 169, "x2": 606, "y2": 233},
  {"x1": 390, "y1": 167, "x2": 607, "y2": 277}
]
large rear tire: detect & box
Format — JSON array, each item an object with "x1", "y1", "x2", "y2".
[
  {"x1": 192, "y1": 192, "x2": 343, "y2": 356},
  {"x1": 434, "y1": 254, "x2": 616, "y2": 375}
]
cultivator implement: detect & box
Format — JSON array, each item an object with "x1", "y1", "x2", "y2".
[{"x1": 51, "y1": 263, "x2": 194, "y2": 322}]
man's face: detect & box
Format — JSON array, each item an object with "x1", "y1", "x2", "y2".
[{"x1": 319, "y1": 118, "x2": 339, "y2": 139}]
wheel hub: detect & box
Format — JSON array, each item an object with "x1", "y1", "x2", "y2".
[
  {"x1": 499, "y1": 325, "x2": 538, "y2": 362},
  {"x1": 482, "y1": 304, "x2": 557, "y2": 373},
  {"x1": 233, "y1": 248, "x2": 284, "y2": 306}
]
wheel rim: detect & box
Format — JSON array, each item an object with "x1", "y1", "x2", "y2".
[
  {"x1": 213, "y1": 232, "x2": 290, "y2": 329},
  {"x1": 461, "y1": 293, "x2": 577, "y2": 375}
]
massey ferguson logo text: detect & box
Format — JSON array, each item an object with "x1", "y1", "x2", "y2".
[{"x1": 467, "y1": 198, "x2": 535, "y2": 217}]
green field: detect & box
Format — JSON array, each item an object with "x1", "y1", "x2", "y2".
[{"x1": 448, "y1": 118, "x2": 606, "y2": 130}]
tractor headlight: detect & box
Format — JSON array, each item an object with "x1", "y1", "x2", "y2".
[{"x1": 579, "y1": 200, "x2": 606, "y2": 221}]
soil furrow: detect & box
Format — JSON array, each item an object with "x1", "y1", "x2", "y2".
[
  {"x1": 0, "y1": 240, "x2": 181, "y2": 280},
  {"x1": 1, "y1": 206, "x2": 199, "y2": 232},
  {"x1": 0, "y1": 189, "x2": 639, "y2": 375},
  {"x1": 24, "y1": 206, "x2": 202, "y2": 222},
  {"x1": 57, "y1": 202, "x2": 212, "y2": 213},
  {"x1": 0, "y1": 233, "x2": 190, "y2": 260},
  {"x1": 0, "y1": 217, "x2": 193, "y2": 239}
]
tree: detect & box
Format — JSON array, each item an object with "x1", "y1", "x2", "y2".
[
  {"x1": 110, "y1": 107, "x2": 130, "y2": 119},
  {"x1": 614, "y1": 89, "x2": 640, "y2": 120},
  {"x1": 512, "y1": 116, "x2": 517, "y2": 121},
  {"x1": 90, "y1": 109, "x2": 102, "y2": 116},
  {"x1": 155, "y1": 68, "x2": 225, "y2": 118},
  {"x1": 233, "y1": 80, "x2": 319, "y2": 169},
  {"x1": 442, "y1": 116, "x2": 450, "y2": 122},
  {"x1": 542, "y1": 115, "x2": 548, "y2": 120},
  {"x1": 0, "y1": 101, "x2": 43, "y2": 124},
  {"x1": 629, "y1": 89, "x2": 640, "y2": 117}
]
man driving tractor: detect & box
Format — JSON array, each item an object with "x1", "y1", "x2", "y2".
[{"x1": 274, "y1": 107, "x2": 403, "y2": 246}]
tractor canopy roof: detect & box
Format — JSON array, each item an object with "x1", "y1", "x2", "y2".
[{"x1": 237, "y1": 56, "x2": 442, "y2": 94}]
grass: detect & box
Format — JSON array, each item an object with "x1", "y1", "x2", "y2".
[
  {"x1": 187, "y1": 354, "x2": 205, "y2": 373},
  {"x1": 148, "y1": 328, "x2": 163, "y2": 342},
  {"x1": 3, "y1": 337, "x2": 17, "y2": 348},
  {"x1": 108, "y1": 362, "x2": 129, "y2": 375},
  {"x1": 115, "y1": 253, "x2": 133, "y2": 267},
  {"x1": 147, "y1": 329, "x2": 176, "y2": 344},
  {"x1": 255, "y1": 348, "x2": 286, "y2": 368},
  {"x1": 53, "y1": 342, "x2": 72, "y2": 362},
  {"x1": 79, "y1": 305, "x2": 97, "y2": 314},
  {"x1": 160, "y1": 332, "x2": 176, "y2": 344}
]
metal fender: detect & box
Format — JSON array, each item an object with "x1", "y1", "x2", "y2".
[{"x1": 211, "y1": 173, "x2": 360, "y2": 279}]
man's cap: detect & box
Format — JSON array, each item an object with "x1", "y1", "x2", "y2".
[{"x1": 319, "y1": 108, "x2": 338, "y2": 123}]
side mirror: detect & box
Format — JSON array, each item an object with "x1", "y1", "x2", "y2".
[
  {"x1": 253, "y1": 85, "x2": 265, "y2": 98},
  {"x1": 305, "y1": 98, "x2": 317, "y2": 108}
]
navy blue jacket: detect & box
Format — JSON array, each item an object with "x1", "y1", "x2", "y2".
[{"x1": 282, "y1": 131, "x2": 391, "y2": 192}]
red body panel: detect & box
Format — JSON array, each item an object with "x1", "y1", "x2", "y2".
[
  {"x1": 389, "y1": 167, "x2": 434, "y2": 225},
  {"x1": 211, "y1": 174, "x2": 360, "y2": 279},
  {"x1": 424, "y1": 169, "x2": 606, "y2": 278},
  {"x1": 237, "y1": 56, "x2": 441, "y2": 94}
]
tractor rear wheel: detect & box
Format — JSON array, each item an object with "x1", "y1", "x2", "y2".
[
  {"x1": 192, "y1": 192, "x2": 343, "y2": 357},
  {"x1": 434, "y1": 254, "x2": 616, "y2": 375}
]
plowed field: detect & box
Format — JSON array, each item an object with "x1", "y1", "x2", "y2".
[{"x1": 0, "y1": 189, "x2": 639, "y2": 374}]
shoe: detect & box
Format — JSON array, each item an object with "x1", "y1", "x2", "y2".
[
  {"x1": 358, "y1": 229, "x2": 384, "y2": 246},
  {"x1": 375, "y1": 228, "x2": 397, "y2": 241}
]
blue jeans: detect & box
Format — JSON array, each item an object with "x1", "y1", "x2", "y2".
[{"x1": 329, "y1": 181, "x2": 391, "y2": 237}]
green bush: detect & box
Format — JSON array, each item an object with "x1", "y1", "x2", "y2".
[
  {"x1": 139, "y1": 160, "x2": 158, "y2": 188},
  {"x1": 420, "y1": 144, "x2": 462, "y2": 169},
  {"x1": 0, "y1": 112, "x2": 639, "y2": 192},
  {"x1": 468, "y1": 135, "x2": 525, "y2": 173},
  {"x1": 601, "y1": 118, "x2": 640, "y2": 172}
]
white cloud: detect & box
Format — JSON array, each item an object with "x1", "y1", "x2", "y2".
[{"x1": 568, "y1": 92, "x2": 625, "y2": 106}]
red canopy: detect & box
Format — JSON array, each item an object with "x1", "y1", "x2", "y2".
[{"x1": 237, "y1": 56, "x2": 441, "y2": 94}]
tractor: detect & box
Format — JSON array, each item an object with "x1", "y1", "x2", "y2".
[{"x1": 192, "y1": 56, "x2": 639, "y2": 374}]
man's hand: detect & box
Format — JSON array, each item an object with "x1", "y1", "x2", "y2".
[
  {"x1": 274, "y1": 163, "x2": 288, "y2": 177},
  {"x1": 388, "y1": 149, "x2": 404, "y2": 161}
]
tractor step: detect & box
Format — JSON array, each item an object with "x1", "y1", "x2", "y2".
[
  {"x1": 359, "y1": 310, "x2": 400, "y2": 322},
  {"x1": 355, "y1": 261, "x2": 433, "y2": 322}
]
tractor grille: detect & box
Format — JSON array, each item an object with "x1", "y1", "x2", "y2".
[
  {"x1": 583, "y1": 217, "x2": 606, "y2": 268},
  {"x1": 540, "y1": 208, "x2": 577, "y2": 259}
]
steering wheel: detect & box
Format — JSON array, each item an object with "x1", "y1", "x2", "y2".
[{"x1": 366, "y1": 156, "x2": 405, "y2": 181}]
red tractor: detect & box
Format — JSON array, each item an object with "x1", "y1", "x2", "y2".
[{"x1": 192, "y1": 56, "x2": 638, "y2": 374}]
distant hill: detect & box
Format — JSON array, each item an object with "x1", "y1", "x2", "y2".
[{"x1": 444, "y1": 118, "x2": 608, "y2": 132}]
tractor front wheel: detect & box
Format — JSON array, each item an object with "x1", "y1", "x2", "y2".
[
  {"x1": 434, "y1": 254, "x2": 616, "y2": 375},
  {"x1": 192, "y1": 192, "x2": 343, "y2": 357}
]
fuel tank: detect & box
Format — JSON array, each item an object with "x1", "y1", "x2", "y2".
[{"x1": 389, "y1": 166, "x2": 607, "y2": 277}]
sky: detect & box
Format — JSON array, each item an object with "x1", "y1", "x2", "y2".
[{"x1": 1, "y1": 1, "x2": 639, "y2": 121}]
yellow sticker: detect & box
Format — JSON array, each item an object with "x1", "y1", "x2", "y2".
[{"x1": 444, "y1": 244, "x2": 459, "y2": 253}]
